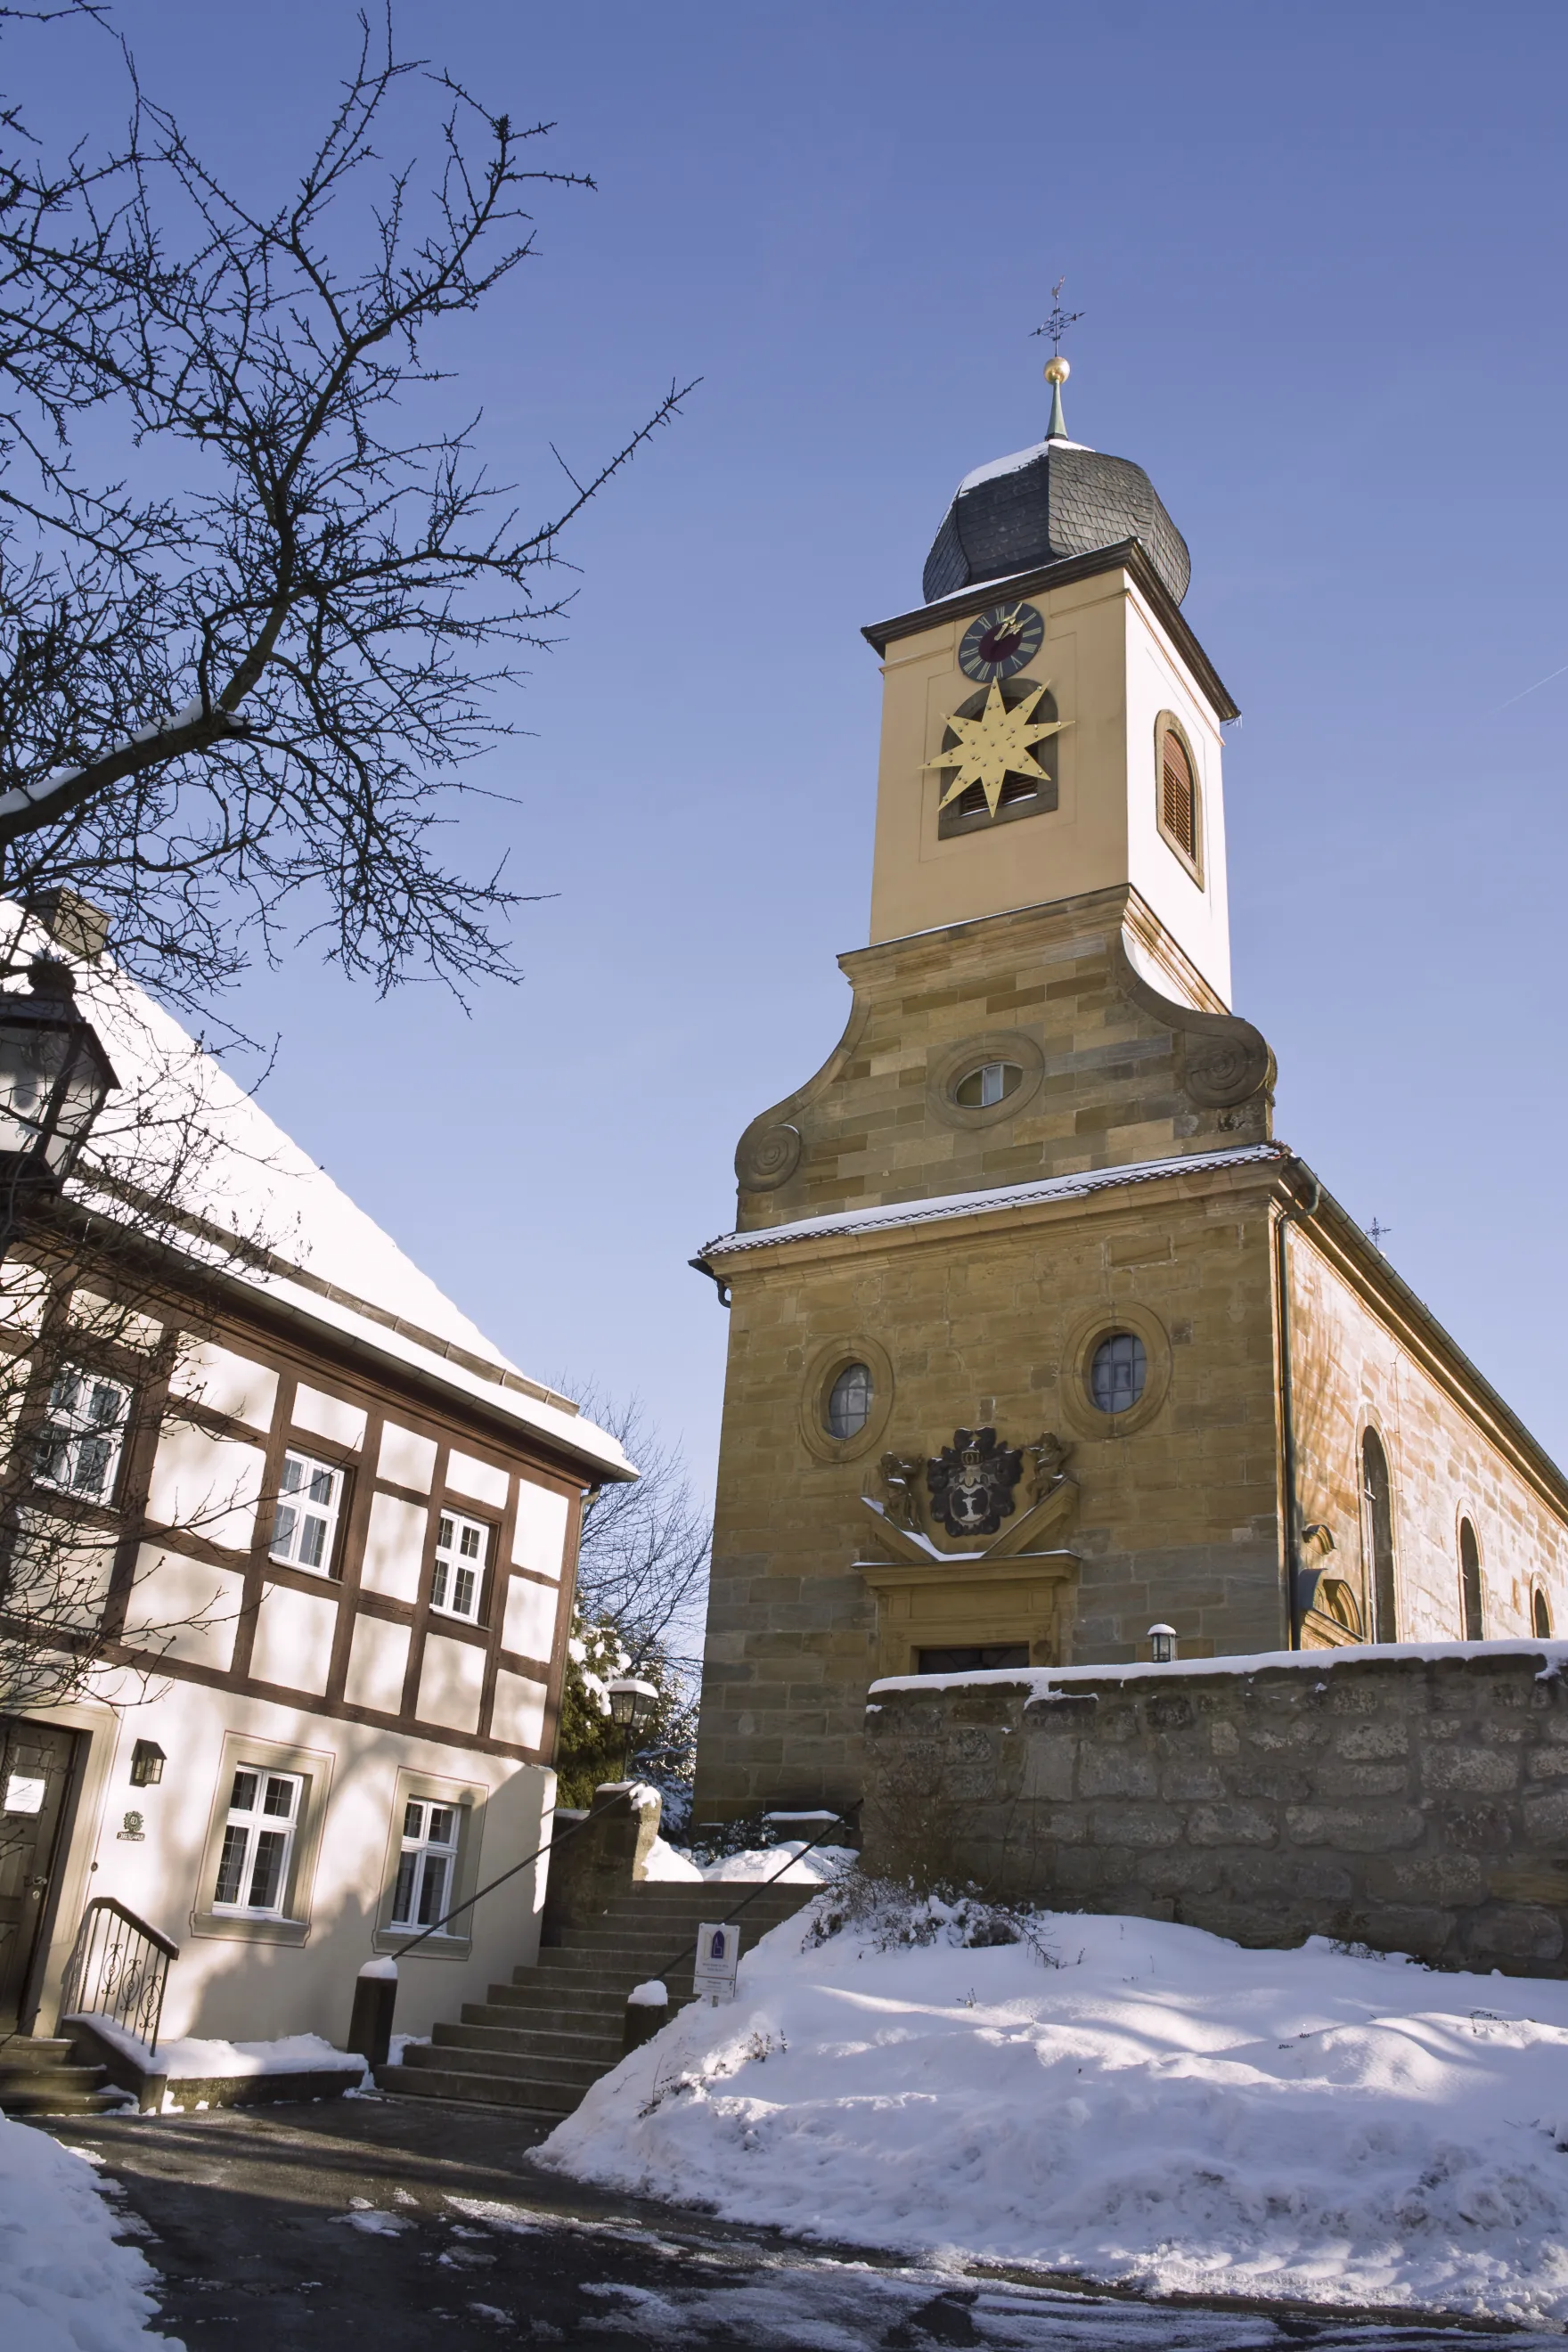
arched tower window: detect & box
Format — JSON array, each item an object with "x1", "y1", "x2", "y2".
[
  {"x1": 1155, "y1": 715, "x2": 1203, "y2": 881},
  {"x1": 1459, "y1": 1520, "x2": 1483, "y2": 1642},
  {"x1": 1533, "y1": 1586, "x2": 1554, "y2": 1638},
  {"x1": 1361, "y1": 1428, "x2": 1397, "y2": 1643},
  {"x1": 935, "y1": 678, "x2": 1061, "y2": 839}
]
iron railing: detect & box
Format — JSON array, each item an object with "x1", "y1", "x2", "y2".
[{"x1": 58, "y1": 1897, "x2": 179, "y2": 2054}]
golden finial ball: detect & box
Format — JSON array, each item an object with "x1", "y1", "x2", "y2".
[{"x1": 1044, "y1": 355, "x2": 1070, "y2": 385}]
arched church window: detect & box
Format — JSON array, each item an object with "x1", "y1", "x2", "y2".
[
  {"x1": 1320, "y1": 1579, "x2": 1364, "y2": 1638},
  {"x1": 1459, "y1": 1519, "x2": 1483, "y2": 1641},
  {"x1": 1533, "y1": 1586, "x2": 1554, "y2": 1638},
  {"x1": 1156, "y1": 715, "x2": 1203, "y2": 879},
  {"x1": 825, "y1": 1361, "x2": 872, "y2": 1440},
  {"x1": 1361, "y1": 1428, "x2": 1398, "y2": 1643},
  {"x1": 1090, "y1": 1332, "x2": 1147, "y2": 1415},
  {"x1": 954, "y1": 1060, "x2": 1023, "y2": 1110}
]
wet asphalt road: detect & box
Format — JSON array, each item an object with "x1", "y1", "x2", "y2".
[{"x1": 33, "y1": 2093, "x2": 1568, "y2": 2352}]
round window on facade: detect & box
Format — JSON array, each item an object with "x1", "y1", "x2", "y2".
[
  {"x1": 1090, "y1": 1331, "x2": 1147, "y2": 1415},
  {"x1": 825, "y1": 1360, "x2": 873, "y2": 1441},
  {"x1": 954, "y1": 1059, "x2": 1023, "y2": 1110}
]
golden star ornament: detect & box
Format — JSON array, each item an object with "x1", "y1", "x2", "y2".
[{"x1": 924, "y1": 680, "x2": 1068, "y2": 817}]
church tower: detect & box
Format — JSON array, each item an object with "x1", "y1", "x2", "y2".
[
  {"x1": 866, "y1": 376, "x2": 1234, "y2": 1011},
  {"x1": 687, "y1": 367, "x2": 1568, "y2": 1828}
]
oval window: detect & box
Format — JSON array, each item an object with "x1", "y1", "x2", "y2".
[
  {"x1": 1090, "y1": 1331, "x2": 1147, "y2": 1415},
  {"x1": 825, "y1": 1361, "x2": 873, "y2": 1440},
  {"x1": 954, "y1": 1060, "x2": 1023, "y2": 1110}
]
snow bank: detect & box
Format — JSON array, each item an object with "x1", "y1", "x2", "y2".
[
  {"x1": 697, "y1": 1842, "x2": 857, "y2": 1884},
  {"x1": 642, "y1": 1837, "x2": 853, "y2": 1885},
  {"x1": 642, "y1": 1836, "x2": 703, "y2": 1882},
  {"x1": 80, "y1": 2017, "x2": 359, "y2": 2081},
  {"x1": 0, "y1": 2114, "x2": 174, "y2": 2349},
  {"x1": 540, "y1": 1899, "x2": 1568, "y2": 2325}
]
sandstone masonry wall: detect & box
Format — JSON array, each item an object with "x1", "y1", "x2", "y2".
[
  {"x1": 862, "y1": 1648, "x2": 1568, "y2": 1975},
  {"x1": 1290, "y1": 1230, "x2": 1568, "y2": 1643},
  {"x1": 694, "y1": 1161, "x2": 1286, "y2": 1824}
]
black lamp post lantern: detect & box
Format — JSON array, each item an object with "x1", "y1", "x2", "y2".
[
  {"x1": 1147, "y1": 1622, "x2": 1178, "y2": 1665},
  {"x1": 0, "y1": 959, "x2": 118, "y2": 1245},
  {"x1": 129, "y1": 1740, "x2": 166, "y2": 1788},
  {"x1": 605, "y1": 1676, "x2": 658, "y2": 1780}
]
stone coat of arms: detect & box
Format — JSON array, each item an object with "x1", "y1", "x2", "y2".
[{"x1": 927, "y1": 1427, "x2": 1023, "y2": 1539}]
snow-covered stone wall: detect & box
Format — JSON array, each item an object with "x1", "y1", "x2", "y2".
[{"x1": 862, "y1": 1645, "x2": 1568, "y2": 1974}]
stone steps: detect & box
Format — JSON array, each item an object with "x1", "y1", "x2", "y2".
[
  {"x1": 0, "y1": 2035, "x2": 125, "y2": 2116},
  {"x1": 381, "y1": 1878, "x2": 814, "y2": 2115},
  {"x1": 435, "y1": 2017, "x2": 622, "y2": 2064}
]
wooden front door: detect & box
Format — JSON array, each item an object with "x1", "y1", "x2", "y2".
[{"x1": 0, "y1": 1718, "x2": 80, "y2": 2030}]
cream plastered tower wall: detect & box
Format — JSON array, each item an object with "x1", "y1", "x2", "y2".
[{"x1": 867, "y1": 563, "x2": 1233, "y2": 1009}]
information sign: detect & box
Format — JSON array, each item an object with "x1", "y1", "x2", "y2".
[{"x1": 693, "y1": 1921, "x2": 739, "y2": 2005}]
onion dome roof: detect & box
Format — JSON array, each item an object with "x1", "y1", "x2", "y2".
[{"x1": 922, "y1": 435, "x2": 1191, "y2": 608}]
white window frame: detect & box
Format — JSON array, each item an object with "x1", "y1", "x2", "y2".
[
  {"x1": 389, "y1": 1797, "x2": 463, "y2": 1935},
  {"x1": 211, "y1": 1767, "x2": 303, "y2": 1919},
  {"x1": 34, "y1": 1362, "x2": 134, "y2": 1504},
  {"x1": 431, "y1": 1507, "x2": 489, "y2": 1622},
  {"x1": 269, "y1": 1449, "x2": 346, "y2": 1576}
]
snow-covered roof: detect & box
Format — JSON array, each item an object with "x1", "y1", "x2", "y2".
[
  {"x1": 699, "y1": 1144, "x2": 1285, "y2": 1263},
  {"x1": 955, "y1": 436, "x2": 1090, "y2": 494},
  {"x1": 3, "y1": 907, "x2": 632, "y2": 1482}
]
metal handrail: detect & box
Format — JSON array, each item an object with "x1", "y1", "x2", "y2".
[
  {"x1": 388, "y1": 1798, "x2": 600, "y2": 1960},
  {"x1": 646, "y1": 1802, "x2": 862, "y2": 1993},
  {"x1": 58, "y1": 1896, "x2": 179, "y2": 2054}
]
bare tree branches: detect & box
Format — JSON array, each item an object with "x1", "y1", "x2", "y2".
[
  {"x1": 0, "y1": 8, "x2": 691, "y2": 1009},
  {"x1": 0, "y1": 943, "x2": 302, "y2": 1712},
  {"x1": 573, "y1": 1388, "x2": 710, "y2": 1673}
]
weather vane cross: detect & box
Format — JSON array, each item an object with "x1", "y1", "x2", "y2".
[
  {"x1": 1031, "y1": 276, "x2": 1084, "y2": 356},
  {"x1": 1030, "y1": 277, "x2": 1084, "y2": 440}
]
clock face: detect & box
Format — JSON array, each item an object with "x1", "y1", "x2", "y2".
[{"x1": 958, "y1": 601, "x2": 1044, "y2": 684}]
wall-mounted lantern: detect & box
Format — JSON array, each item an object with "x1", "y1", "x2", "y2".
[
  {"x1": 1147, "y1": 1623, "x2": 1178, "y2": 1664},
  {"x1": 129, "y1": 1739, "x2": 166, "y2": 1787},
  {"x1": 0, "y1": 959, "x2": 118, "y2": 1190}
]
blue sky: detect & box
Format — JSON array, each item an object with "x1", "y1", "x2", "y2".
[{"x1": 28, "y1": 2, "x2": 1568, "y2": 1499}]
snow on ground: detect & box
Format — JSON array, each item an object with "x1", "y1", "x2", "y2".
[
  {"x1": 641, "y1": 1835, "x2": 856, "y2": 1884},
  {"x1": 445, "y1": 2194, "x2": 1568, "y2": 2351},
  {"x1": 0, "y1": 2113, "x2": 176, "y2": 2349},
  {"x1": 539, "y1": 1896, "x2": 1568, "y2": 2327}
]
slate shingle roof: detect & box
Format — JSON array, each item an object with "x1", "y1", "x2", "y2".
[{"x1": 922, "y1": 442, "x2": 1191, "y2": 607}]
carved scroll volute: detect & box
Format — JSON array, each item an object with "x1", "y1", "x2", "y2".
[
  {"x1": 1110, "y1": 935, "x2": 1275, "y2": 1115},
  {"x1": 735, "y1": 1120, "x2": 802, "y2": 1192},
  {"x1": 1180, "y1": 1030, "x2": 1273, "y2": 1109}
]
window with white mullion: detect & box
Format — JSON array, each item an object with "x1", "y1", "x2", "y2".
[
  {"x1": 269, "y1": 1450, "x2": 345, "y2": 1575},
  {"x1": 212, "y1": 1768, "x2": 302, "y2": 1917},
  {"x1": 389, "y1": 1798, "x2": 461, "y2": 1932},
  {"x1": 431, "y1": 1508, "x2": 489, "y2": 1621},
  {"x1": 34, "y1": 1362, "x2": 134, "y2": 1503}
]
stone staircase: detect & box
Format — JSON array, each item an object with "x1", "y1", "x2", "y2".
[
  {"x1": 380, "y1": 1879, "x2": 813, "y2": 2116},
  {"x1": 0, "y1": 2032, "x2": 125, "y2": 2115}
]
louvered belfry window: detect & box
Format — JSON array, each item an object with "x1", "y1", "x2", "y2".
[{"x1": 1161, "y1": 729, "x2": 1196, "y2": 862}]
